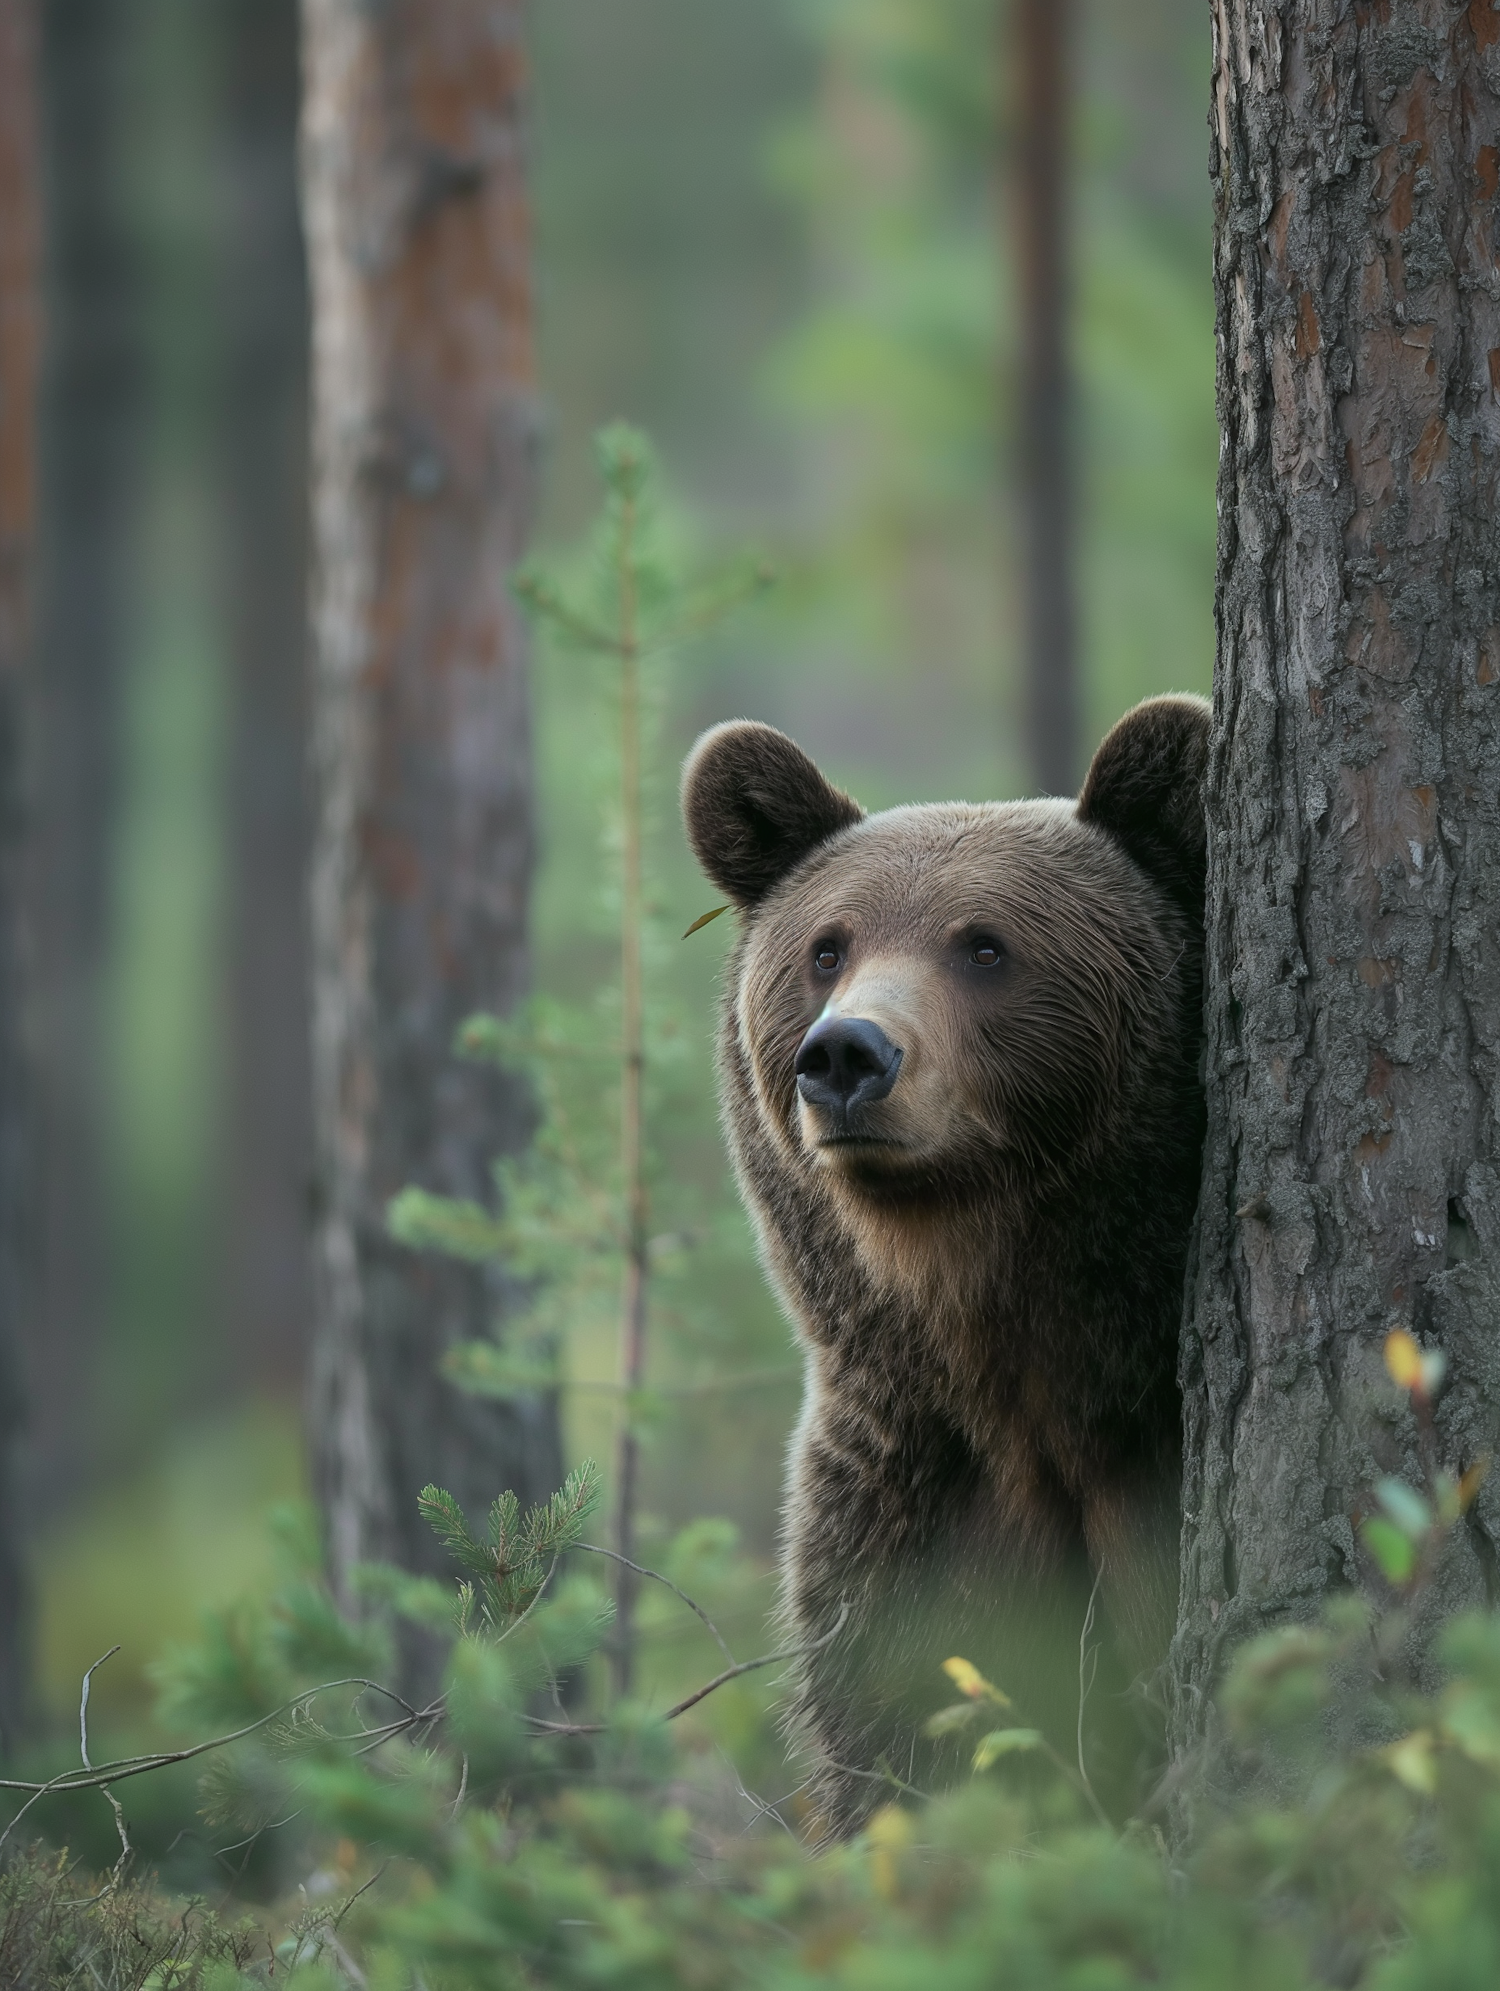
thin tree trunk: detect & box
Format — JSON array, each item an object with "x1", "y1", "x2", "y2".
[
  {"x1": 1172, "y1": 0, "x2": 1500, "y2": 1776},
  {"x1": 219, "y1": 0, "x2": 313, "y2": 1401},
  {"x1": 611, "y1": 485, "x2": 646, "y2": 1700},
  {"x1": 301, "y1": 0, "x2": 561, "y2": 1644},
  {"x1": 1014, "y1": 0, "x2": 1078, "y2": 795},
  {"x1": 0, "y1": 0, "x2": 39, "y2": 1755},
  {"x1": 28, "y1": 0, "x2": 138, "y2": 1515}
]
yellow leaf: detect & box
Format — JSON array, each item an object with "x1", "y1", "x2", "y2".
[
  {"x1": 943, "y1": 1656, "x2": 1011, "y2": 1707},
  {"x1": 866, "y1": 1805, "x2": 912, "y2": 1850},
  {"x1": 682, "y1": 905, "x2": 729, "y2": 939},
  {"x1": 1384, "y1": 1329, "x2": 1425, "y2": 1392},
  {"x1": 1459, "y1": 1459, "x2": 1490, "y2": 1512},
  {"x1": 866, "y1": 1804, "x2": 912, "y2": 1902},
  {"x1": 1380, "y1": 1729, "x2": 1437, "y2": 1795}
]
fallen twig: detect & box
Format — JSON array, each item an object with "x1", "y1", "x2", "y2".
[{"x1": 0, "y1": 1676, "x2": 414, "y2": 1818}]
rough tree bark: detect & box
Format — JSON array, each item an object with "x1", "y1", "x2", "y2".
[
  {"x1": 219, "y1": 0, "x2": 313, "y2": 1400},
  {"x1": 28, "y1": 0, "x2": 139, "y2": 1512},
  {"x1": 0, "y1": 0, "x2": 38, "y2": 1753},
  {"x1": 1014, "y1": 0, "x2": 1079, "y2": 794},
  {"x1": 301, "y1": 0, "x2": 562, "y2": 1628},
  {"x1": 1171, "y1": 0, "x2": 1500, "y2": 1766}
]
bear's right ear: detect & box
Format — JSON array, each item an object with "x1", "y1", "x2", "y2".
[{"x1": 681, "y1": 721, "x2": 864, "y2": 909}]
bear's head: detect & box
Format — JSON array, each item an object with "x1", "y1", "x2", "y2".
[{"x1": 681, "y1": 697, "x2": 1210, "y2": 1215}]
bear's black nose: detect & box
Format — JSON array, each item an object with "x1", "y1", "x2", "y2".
[{"x1": 794, "y1": 1017, "x2": 903, "y2": 1116}]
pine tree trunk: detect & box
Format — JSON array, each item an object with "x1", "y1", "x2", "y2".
[
  {"x1": 28, "y1": 0, "x2": 139, "y2": 1514},
  {"x1": 301, "y1": 0, "x2": 561, "y2": 1635},
  {"x1": 0, "y1": 0, "x2": 39, "y2": 1754},
  {"x1": 1014, "y1": 0, "x2": 1078, "y2": 795},
  {"x1": 1172, "y1": 0, "x2": 1500, "y2": 1767},
  {"x1": 219, "y1": 0, "x2": 313, "y2": 1401}
]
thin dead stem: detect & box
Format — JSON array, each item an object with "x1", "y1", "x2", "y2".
[{"x1": 1077, "y1": 1564, "x2": 1104, "y2": 1800}]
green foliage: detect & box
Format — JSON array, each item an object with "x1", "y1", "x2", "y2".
[
  {"x1": 150, "y1": 1514, "x2": 392, "y2": 1736},
  {"x1": 386, "y1": 428, "x2": 782, "y2": 1691},
  {"x1": 1358, "y1": 1334, "x2": 1488, "y2": 1595},
  {"x1": 286, "y1": 1598, "x2": 1500, "y2": 1984},
  {"x1": 1365, "y1": 1516, "x2": 1417, "y2": 1586},
  {"x1": 415, "y1": 1001, "x2": 634, "y2": 1373},
  {"x1": 37, "y1": 1335, "x2": 1485, "y2": 1981},
  {"x1": 970, "y1": 1726, "x2": 1043, "y2": 1770},
  {"x1": 387, "y1": 1189, "x2": 507, "y2": 1265},
  {"x1": 24, "y1": 1440, "x2": 1500, "y2": 1987},
  {"x1": 768, "y1": 0, "x2": 1001, "y2": 689},
  {"x1": 388, "y1": 440, "x2": 771, "y2": 1427},
  {"x1": 417, "y1": 1459, "x2": 603, "y2": 1631},
  {"x1": 769, "y1": 0, "x2": 1215, "y2": 788},
  {"x1": 63, "y1": 1299, "x2": 1500, "y2": 1991}
]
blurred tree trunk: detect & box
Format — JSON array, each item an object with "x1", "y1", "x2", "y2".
[
  {"x1": 1014, "y1": 0, "x2": 1077, "y2": 794},
  {"x1": 219, "y1": 0, "x2": 313, "y2": 1400},
  {"x1": 1171, "y1": 2, "x2": 1500, "y2": 1775},
  {"x1": 28, "y1": 0, "x2": 139, "y2": 1512},
  {"x1": 301, "y1": 0, "x2": 561, "y2": 1638},
  {"x1": 0, "y1": 0, "x2": 39, "y2": 1754}
]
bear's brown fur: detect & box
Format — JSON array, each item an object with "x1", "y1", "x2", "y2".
[{"x1": 681, "y1": 697, "x2": 1210, "y2": 1831}]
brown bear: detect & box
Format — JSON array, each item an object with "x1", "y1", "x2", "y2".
[{"x1": 681, "y1": 695, "x2": 1210, "y2": 1831}]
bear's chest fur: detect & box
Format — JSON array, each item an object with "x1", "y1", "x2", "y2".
[
  {"x1": 726, "y1": 996, "x2": 1196, "y2": 1509},
  {"x1": 767, "y1": 1134, "x2": 1189, "y2": 1506}
]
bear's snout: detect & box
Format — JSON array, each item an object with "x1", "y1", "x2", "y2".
[{"x1": 794, "y1": 1016, "x2": 903, "y2": 1124}]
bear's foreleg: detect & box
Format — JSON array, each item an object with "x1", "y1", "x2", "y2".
[
  {"x1": 1080, "y1": 1462, "x2": 1181, "y2": 1678},
  {"x1": 780, "y1": 1386, "x2": 1080, "y2": 1835}
]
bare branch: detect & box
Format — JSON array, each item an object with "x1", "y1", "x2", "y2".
[
  {"x1": 0, "y1": 1599, "x2": 846, "y2": 1847},
  {"x1": 79, "y1": 1646, "x2": 130, "y2": 1883},
  {"x1": 0, "y1": 1676, "x2": 416, "y2": 1810},
  {"x1": 576, "y1": 1542, "x2": 736, "y2": 1667},
  {"x1": 513, "y1": 574, "x2": 620, "y2": 656},
  {"x1": 349, "y1": 1701, "x2": 445, "y2": 1759},
  {"x1": 527, "y1": 1600, "x2": 851, "y2": 1737},
  {"x1": 824, "y1": 1756, "x2": 930, "y2": 1804}
]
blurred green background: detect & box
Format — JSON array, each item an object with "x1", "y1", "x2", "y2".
[{"x1": 33, "y1": 0, "x2": 1213, "y2": 1748}]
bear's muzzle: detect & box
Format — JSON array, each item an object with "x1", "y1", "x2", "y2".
[{"x1": 794, "y1": 1016, "x2": 903, "y2": 1132}]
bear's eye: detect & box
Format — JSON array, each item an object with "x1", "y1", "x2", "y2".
[
  {"x1": 813, "y1": 942, "x2": 842, "y2": 975},
  {"x1": 969, "y1": 936, "x2": 1003, "y2": 968}
]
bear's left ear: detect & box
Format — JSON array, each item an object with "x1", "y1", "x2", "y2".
[
  {"x1": 681, "y1": 720, "x2": 864, "y2": 909},
  {"x1": 1077, "y1": 695, "x2": 1211, "y2": 917}
]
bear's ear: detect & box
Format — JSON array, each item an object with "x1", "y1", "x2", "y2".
[
  {"x1": 681, "y1": 721, "x2": 864, "y2": 909},
  {"x1": 1077, "y1": 695, "x2": 1211, "y2": 916}
]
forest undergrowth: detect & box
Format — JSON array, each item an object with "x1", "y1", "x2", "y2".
[{"x1": 4, "y1": 1353, "x2": 1500, "y2": 1991}]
